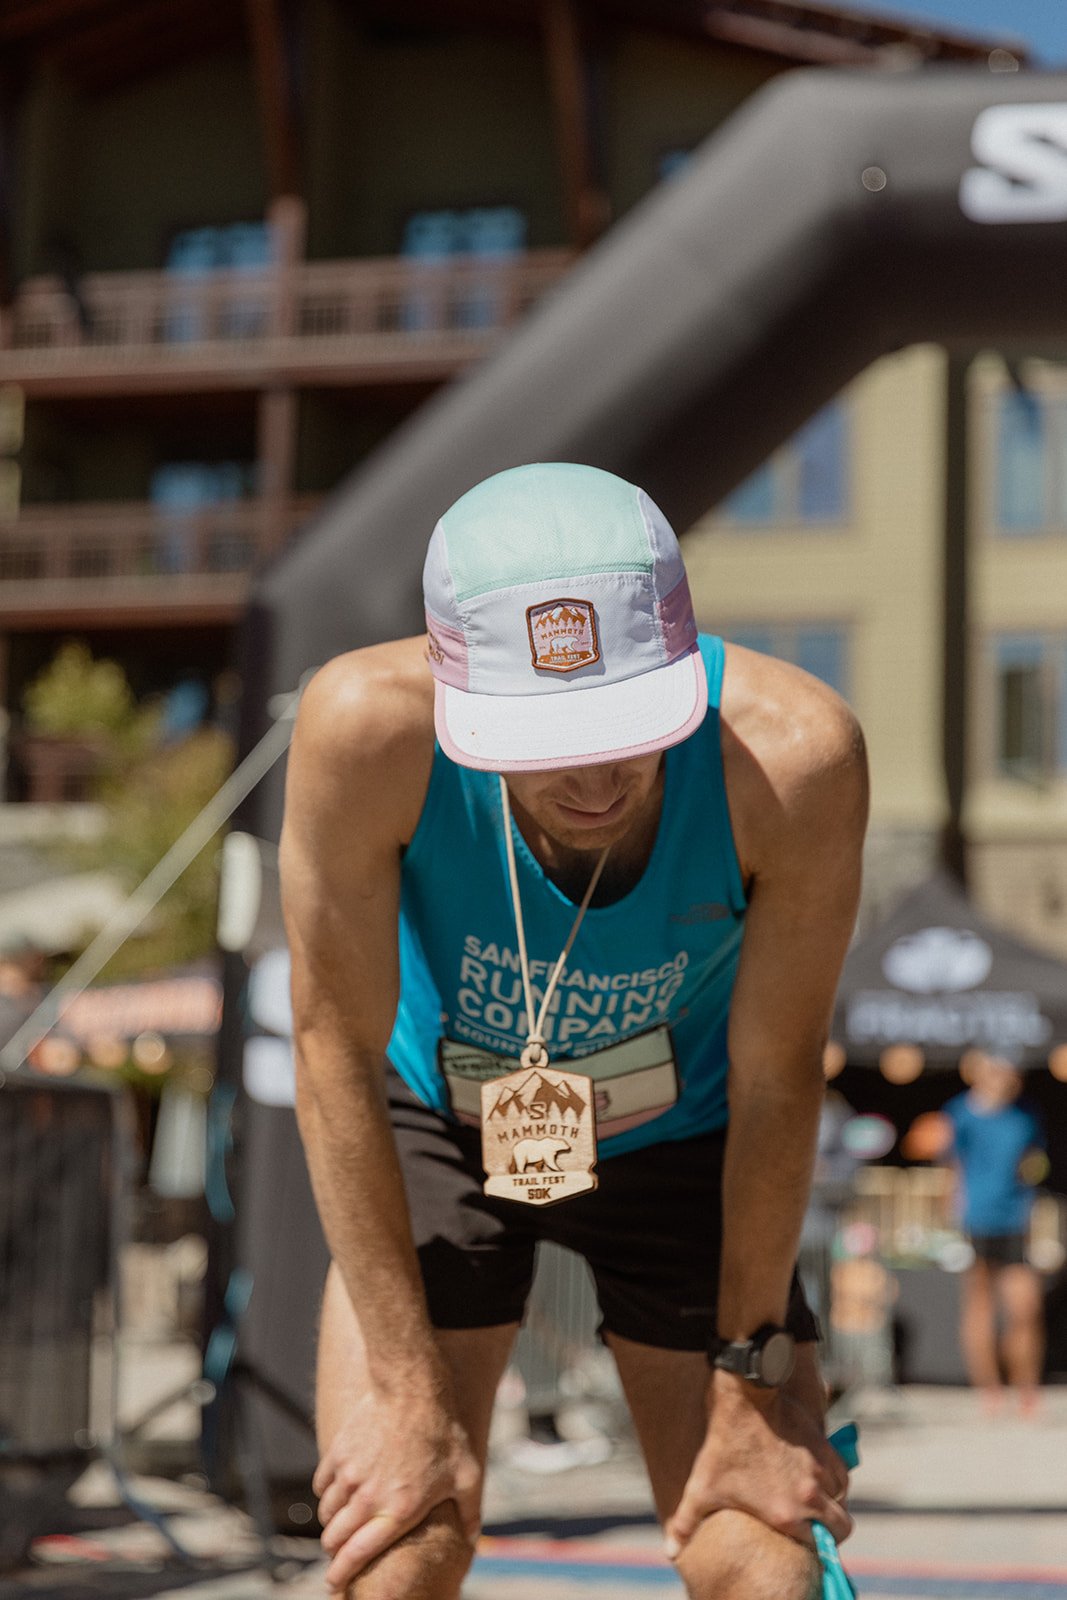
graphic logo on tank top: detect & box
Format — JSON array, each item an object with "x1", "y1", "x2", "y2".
[{"x1": 526, "y1": 598, "x2": 600, "y2": 673}]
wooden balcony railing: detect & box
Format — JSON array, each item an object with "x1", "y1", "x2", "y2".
[
  {"x1": 0, "y1": 497, "x2": 321, "y2": 617},
  {"x1": 2, "y1": 251, "x2": 573, "y2": 393}
]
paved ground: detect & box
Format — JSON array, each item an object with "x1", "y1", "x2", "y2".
[{"x1": 3, "y1": 1356, "x2": 1066, "y2": 1600}]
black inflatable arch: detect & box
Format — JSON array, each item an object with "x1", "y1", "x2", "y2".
[{"x1": 246, "y1": 66, "x2": 1067, "y2": 835}]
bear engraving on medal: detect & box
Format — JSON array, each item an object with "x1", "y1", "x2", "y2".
[{"x1": 509, "y1": 1135, "x2": 571, "y2": 1174}]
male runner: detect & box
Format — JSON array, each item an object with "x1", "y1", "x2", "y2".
[{"x1": 280, "y1": 463, "x2": 867, "y2": 1600}]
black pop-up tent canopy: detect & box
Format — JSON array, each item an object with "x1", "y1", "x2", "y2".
[{"x1": 832, "y1": 871, "x2": 1067, "y2": 1070}]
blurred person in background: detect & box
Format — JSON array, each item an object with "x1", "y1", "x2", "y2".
[
  {"x1": 282, "y1": 463, "x2": 867, "y2": 1600},
  {"x1": 828, "y1": 1222, "x2": 898, "y2": 1406},
  {"x1": 917, "y1": 1052, "x2": 1047, "y2": 1416},
  {"x1": 946, "y1": 1052, "x2": 1047, "y2": 1417}
]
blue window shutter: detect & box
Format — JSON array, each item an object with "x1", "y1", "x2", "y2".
[
  {"x1": 727, "y1": 625, "x2": 776, "y2": 656},
  {"x1": 996, "y1": 389, "x2": 1045, "y2": 533},
  {"x1": 796, "y1": 403, "x2": 847, "y2": 521},
  {"x1": 724, "y1": 463, "x2": 776, "y2": 521},
  {"x1": 796, "y1": 627, "x2": 847, "y2": 695}
]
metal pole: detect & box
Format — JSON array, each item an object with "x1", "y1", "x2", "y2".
[{"x1": 941, "y1": 352, "x2": 971, "y2": 887}]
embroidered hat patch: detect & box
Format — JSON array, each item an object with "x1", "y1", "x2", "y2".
[{"x1": 526, "y1": 598, "x2": 600, "y2": 673}]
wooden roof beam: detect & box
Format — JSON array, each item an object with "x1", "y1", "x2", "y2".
[{"x1": 704, "y1": 0, "x2": 1019, "y2": 63}]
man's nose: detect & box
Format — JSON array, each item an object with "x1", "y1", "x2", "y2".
[{"x1": 563, "y1": 767, "x2": 624, "y2": 809}]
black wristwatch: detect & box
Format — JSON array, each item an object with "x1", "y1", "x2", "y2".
[{"x1": 709, "y1": 1324, "x2": 797, "y2": 1388}]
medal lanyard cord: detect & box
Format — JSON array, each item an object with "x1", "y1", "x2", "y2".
[{"x1": 499, "y1": 775, "x2": 610, "y2": 1070}]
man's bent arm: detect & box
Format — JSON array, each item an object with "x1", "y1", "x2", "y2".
[
  {"x1": 717, "y1": 699, "x2": 867, "y2": 1342},
  {"x1": 665, "y1": 668, "x2": 867, "y2": 1554},
  {"x1": 281, "y1": 650, "x2": 485, "y2": 1589},
  {"x1": 281, "y1": 652, "x2": 444, "y2": 1396}
]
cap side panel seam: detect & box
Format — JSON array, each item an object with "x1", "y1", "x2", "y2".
[
  {"x1": 637, "y1": 493, "x2": 667, "y2": 658},
  {"x1": 452, "y1": 558, "x2": 651, "y2": 605}
]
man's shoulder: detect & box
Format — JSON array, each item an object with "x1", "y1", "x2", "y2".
[
  {"x1": 722, "y1": 643, "x2": 863, "y2": 772},
  {"x1": 297, "y1": 636, "x2": 435, "y2": 758},
  {"x1": 720, "y1": 643, "x2": 867, "y2": 837},
  {"x1": 288, "y1": 637, "x2": 435, "y2": 844}
]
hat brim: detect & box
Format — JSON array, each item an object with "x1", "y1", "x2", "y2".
[{"x1": 435, "y1": 646, "x2": 708, "y2": 772}]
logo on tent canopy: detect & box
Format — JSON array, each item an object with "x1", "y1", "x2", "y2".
[{"x1": 882, "y1": 927, "x2": 993, "y2": 994}]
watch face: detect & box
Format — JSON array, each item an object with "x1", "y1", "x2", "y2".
[{"x1": 760, "y1": 1331, "x2": 796, "y2": 1387}]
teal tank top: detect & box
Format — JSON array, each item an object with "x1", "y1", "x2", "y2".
[{"x1": 387, "y1": 634, "x2": 748, "y2": 1157}]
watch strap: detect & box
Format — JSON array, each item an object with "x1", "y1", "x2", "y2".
[{"x1": 709, "y1": 1323, "x2": 795, "y2": 1386}]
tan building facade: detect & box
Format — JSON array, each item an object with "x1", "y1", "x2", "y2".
[
  {"x1": 687, "y1": 343, "x2": 1067, "y2": 960},
  {"x1": 968, "y1": 355, "x2": 1067, "y2": 957},
  {"x1": 685, "y1": 344, "x2": 949, "y2": 929}
]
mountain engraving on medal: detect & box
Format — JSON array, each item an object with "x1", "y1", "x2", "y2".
[{"x1": 481, "y1": 1065, "x2": 597, "y2": 1206}]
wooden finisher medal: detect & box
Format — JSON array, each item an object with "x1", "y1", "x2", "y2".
[
  {"x1": 481, "y1": 1053, "x2": 597, "y2": 1206},
  {"x1": 483, "y1": 779, "x2": 608, "y2": 1207}
]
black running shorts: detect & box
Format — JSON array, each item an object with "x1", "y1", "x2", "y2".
[
  {"x1": 387, "y1": 1067, "x2": 819, "y2": 1351},
  {"x1": 969, "y1": 1231, "x2": 1028, "y2": 1267}
]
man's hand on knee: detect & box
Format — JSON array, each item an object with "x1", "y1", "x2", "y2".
[
  {"x1": 314, "y1": 1385, "x2": 481, "y2": 1593},
  {"x1": 677, "y1": 1509, "x2": 822, "y2": 1600},
  {"x1": 664, "y1": 1371, "x2": 851, "y2": 1561},
  {"x1": 340, "y1": 1503, "x2": 473, "y2": 1600}
]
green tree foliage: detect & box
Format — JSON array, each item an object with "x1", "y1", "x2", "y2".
[
  {"x1": 24, "y1": 641, "x2": 138, "y2": 739},
  {"x1": 22, "y1": 640, "x2": 161, "y2": 764},
  {"x1": 21, "y1": 644, "x2": 234, "y2": 978},
  {"x1": 96, "y1": 727, "x2": 234, "y2": 977}
]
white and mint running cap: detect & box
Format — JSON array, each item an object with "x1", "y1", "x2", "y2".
[{"x1": 423, "y1": 462, "x2": 707, "y2": 772}]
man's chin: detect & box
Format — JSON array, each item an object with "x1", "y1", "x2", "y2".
[{"x1": 549, "y1": 809, "x2": 635, "y2": 851}]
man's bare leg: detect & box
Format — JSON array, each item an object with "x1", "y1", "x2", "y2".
[
  {"x1": 959, "y1": 1259, "x2": 1002, "y2": 1407},
  {"x1": 607, "y1": 1334, "x2": 824, "y2": 1600},
  {"x1": 316, "y1": 1261, "x2": 517, "y2": 1600},
  {"x1": 998, "y1": 1262, "x2": 1045, "y2": 1414}
]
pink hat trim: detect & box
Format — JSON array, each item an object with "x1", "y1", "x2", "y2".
[{"x1": 425, "y1": 609, "x2": 469, "y2": 691}]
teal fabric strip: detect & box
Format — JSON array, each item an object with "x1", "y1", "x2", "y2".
[{"x1": 813, "y1": 1424, "x2": 860, "y2": 1600}]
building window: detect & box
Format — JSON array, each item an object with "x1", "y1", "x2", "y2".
[
  {"x1": 993, "y1": 388, "x2": 1067, "y2": 535},
  {"x1": 721, "y1": 401, "x2": 849, "y2": 526},
  {"x1": 725, "y1": 623, "x2": 849, "y2": 698},
  {"x1": 399, "y1": 207, "x2": 527, "y2": 331},
  {"x1": 994, "y1": 635, "x2": 1061, "y2": 779},
  {"x1": 657, "y1": 148, "x2": 694, "y2": 182}
]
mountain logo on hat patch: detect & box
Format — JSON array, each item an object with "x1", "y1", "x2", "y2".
[{"x1": 526, "y1": 598, "x2": 600, "y2": 674}]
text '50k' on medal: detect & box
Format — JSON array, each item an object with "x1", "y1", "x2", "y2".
[{"x1": 480, "y1": 1064, "x2": 597, "y2": 1206}]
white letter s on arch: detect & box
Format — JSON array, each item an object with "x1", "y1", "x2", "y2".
[{"x1": 960, "y1": 103, "x2": 1067, "y2": 223}]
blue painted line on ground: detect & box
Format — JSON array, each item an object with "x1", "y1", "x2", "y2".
[
  {"x1": 472, "y1": 1556, "x2": 681, "y2": 1587},
  {"x1": 472, "y1": 1556, "x2": 1067, "y2": 1598},
  {"x1": 854, "y1": 1583, "x2": 1067, "y2": 1600}
]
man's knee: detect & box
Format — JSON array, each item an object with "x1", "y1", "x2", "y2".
[
  {"x1": 676, "y1": 1508, "x2": 822, "y2": 1600},
  {"x1": 343, "y1": 1503, "x2": 472, "y2": 1600}
]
